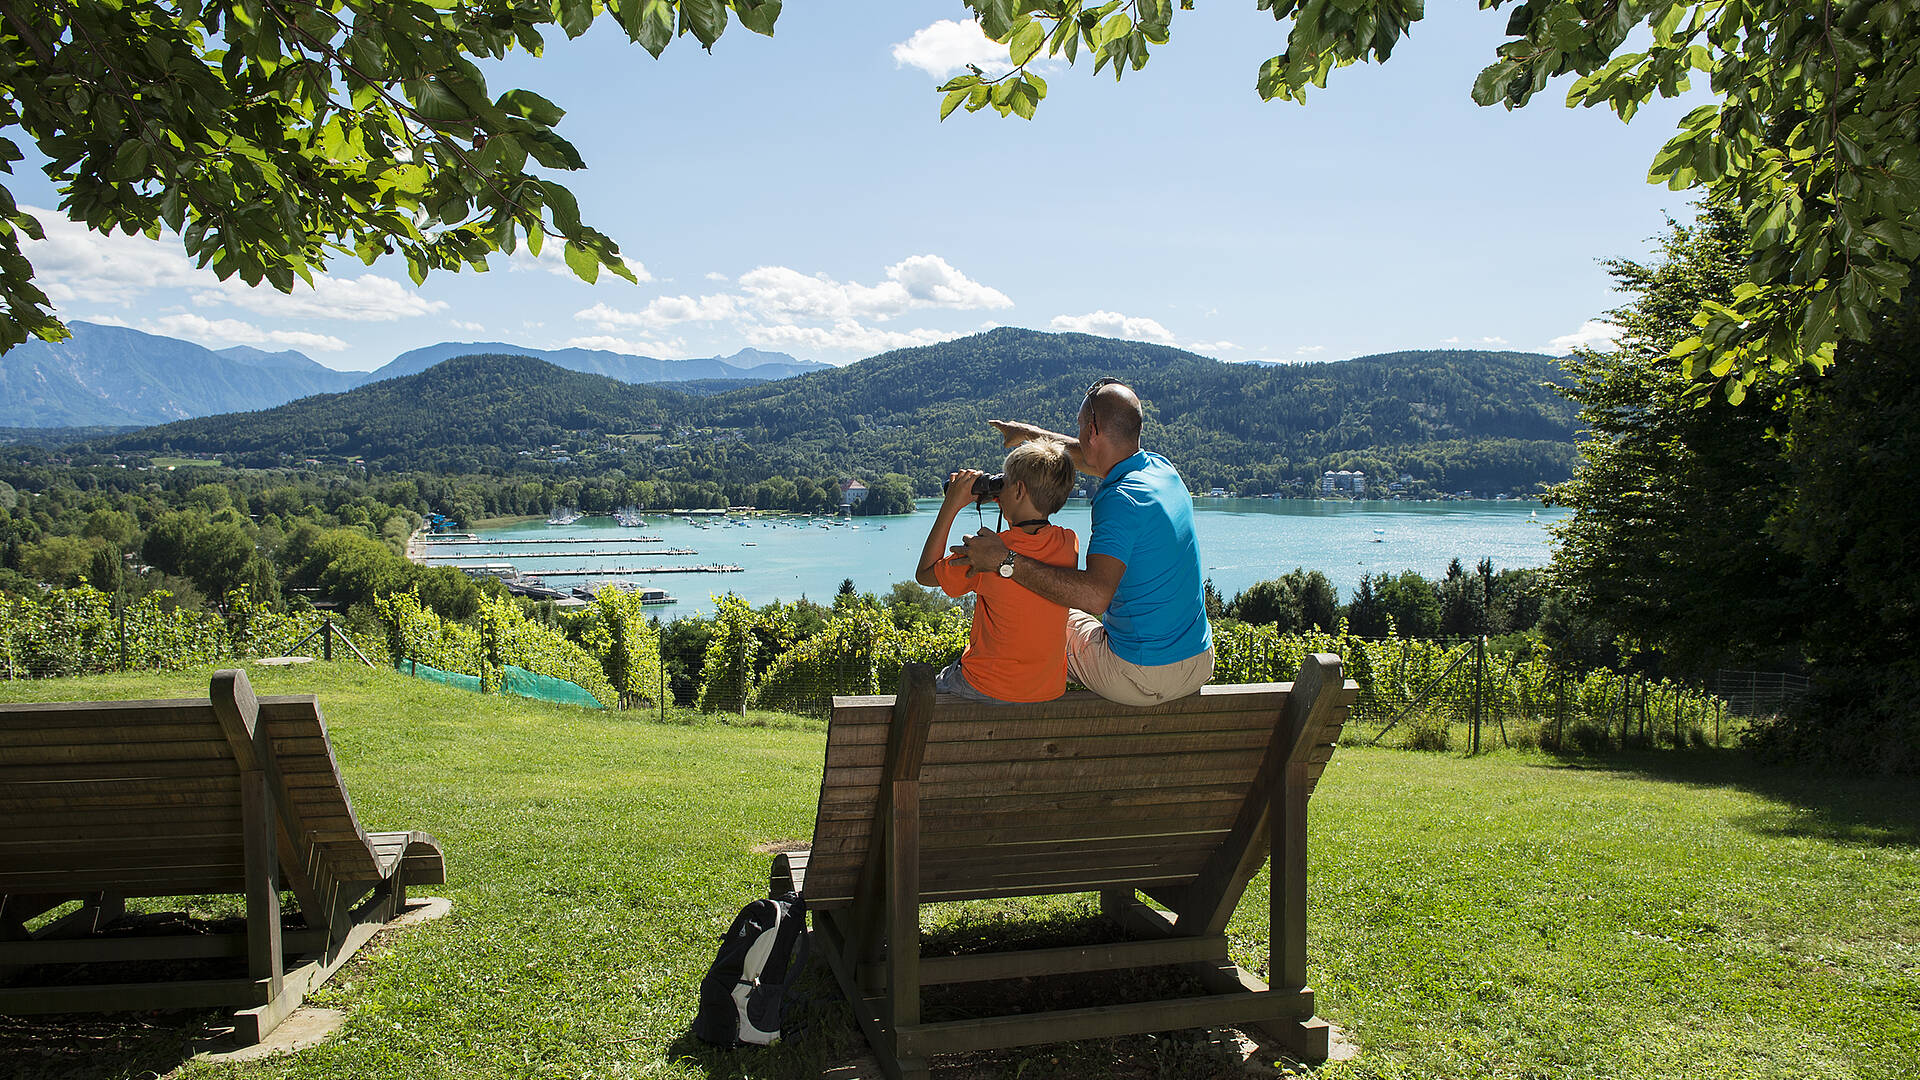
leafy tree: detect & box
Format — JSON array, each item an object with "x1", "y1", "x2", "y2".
[
  {"x1": 1226, "y1": 568, "x2": 1337, "y2": 636},
  {"x1": 1437, "y1": 558, "x2": 1480, "y2": 639},
  {"x1": 1344, "y1": 572, "x2": 1388, "y2": 638},
  {"x1": 884, "y1": 581, "x2": 958, "y2": 632},
  {"x1": 1546, "y1": 202, "x2": 1804, "y2": 674},
  {"x1": 1375, "y1": 570, "x2": 1441, "y2": 639},
  {"x1": 949, "y1": 0, "x2": 1920, "y2": 393},
  {"x1": 21, "y1": 533, "x2": 91, "y2": 585},
  {"x1": 183, "y1": 518, "x2": 256, "y2": 601},
  {"x1": 0, "y1": 1, "x2": 783, "y2": 349}
]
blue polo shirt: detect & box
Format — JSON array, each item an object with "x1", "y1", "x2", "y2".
[{"x1": 1086, "y1": 450, "x2": 1212, "y2": 666}]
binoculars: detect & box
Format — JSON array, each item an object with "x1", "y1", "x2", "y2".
[{"x1": 942, "y1": 472, "x2": 1005, "y2": 500}]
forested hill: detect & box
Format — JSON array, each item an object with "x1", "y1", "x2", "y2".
[
  {"x1": 700, "y1": 329, "x2": 1578, "y2": 493},
  {"x1": 98, "y1": 331, "x2": 1579, "y2": 493},
  {"x1": 106, "y1": 355, "x2": 692, "y2": 472}
]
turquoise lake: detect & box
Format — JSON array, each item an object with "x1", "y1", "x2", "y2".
[{"x1": 433, "y1": 499, "x2": 1567, "y2": 617}]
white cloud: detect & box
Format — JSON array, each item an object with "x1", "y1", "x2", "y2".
[
  {"x1": 562, "y1": 334, "x2": 688, "y2": 358},
  {"x1": 745, "y1": 320, "x2": 962, "y2": 356},
  {"x1": 1050, "y1": 310, "x2": 1177, "y2": 345},
  {"x1": 148, "y1": 313, "x2": 349, "y2": 352},
  {"x1": 450, "y1": 319, "x2": 486, "y2": 332},
  {"x1": 1549, "y1": 320, "x2": 1624, "y2": 353},
  {"x1": 1441, "y1": 336, "x2": 1462, "y2": 344},
  {"x1": 887, "y1": 254, "x2": 1012, "y2": 309},
  {"x1": 1296, "y1": 345, "x2": 1326, "y2": 355},
  {"x1": 21, "y1": 204, "x2": 445, "y2": 339},
  {"x1": 198, "y1": 273, "x2": 447, "y2": 323},
  {"x1": 1480, "y1": 335, "x2": 1510, "y2": 346},
  {"x1": 565, "y1": 254, "x2": 1009, "y2": 361},
  {"x1": 892, "y1": 19, "x2": 1011, "y2": 79},
  {"x1": 705, "y1": 271, "x2": 730, "y2": 282},
  {"x1": 576, "y1": 294, "x2": 740, "y2": 332},
  {"x1": 1185, "y1": 340, "x2": 1240, "y2": 355},
  {"x1": 738, "y1": 255, "x2": 1010, "y2": 323},
  {"x1": 22, "y1": 207, "x2": 204, "y2": 300}
]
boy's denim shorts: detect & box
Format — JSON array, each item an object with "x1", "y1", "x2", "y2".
[{"x1": 933, "y1": 661, "x2": 1022, "y2": 706}]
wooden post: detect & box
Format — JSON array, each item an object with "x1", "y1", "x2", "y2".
[
  {"x1": 1273, "y1": 759, "x2": 1310, "y2": 991},
  {"x1": 1472, "y1": 636, "x2": 1485, "y2": 754},
  {"x1": 210, "y1": 671, "x2": 284, "y2": 1000},
  {"x1": 322, "y1": 616, "x2": 334, "y2": 662}
]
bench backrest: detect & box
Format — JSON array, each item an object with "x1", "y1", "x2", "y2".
[
  {"x1": 0, "y1": 691, "x2": 380, "y2": 900},
  {"x1": 803, "y1": 675, "x2": 1347, "y2": 909}
]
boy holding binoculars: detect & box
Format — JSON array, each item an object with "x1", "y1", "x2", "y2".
[{"x1": 915, "y1": 439, "x2": 1079, "y2": 703}]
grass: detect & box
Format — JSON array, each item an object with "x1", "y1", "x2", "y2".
[{"x1": 2, "y1": 663, "x2": 1916, "y2": 1079}]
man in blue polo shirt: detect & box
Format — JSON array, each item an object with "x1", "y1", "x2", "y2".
[{"x1": 951, "y1": 379, "x2": 1214, "y2": 705}]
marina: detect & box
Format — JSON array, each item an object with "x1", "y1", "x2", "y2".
[
  {"x1": 419, "y1": 548, "x2": 697, "y2": 560},
  {"x1": 532, "y1": 565, "x2": 743, "y2": 577},
  {"x1": 420, "y1": 536, "x2": 666, "y2": 546}
]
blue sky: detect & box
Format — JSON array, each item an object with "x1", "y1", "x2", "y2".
[{"x1": 17, "y1": 3, "x2": 1706, "y2": 372}]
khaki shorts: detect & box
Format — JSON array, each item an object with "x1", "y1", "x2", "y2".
[{"x1": 1065, "y1": 609, "x2": 1215, "y2": 707}]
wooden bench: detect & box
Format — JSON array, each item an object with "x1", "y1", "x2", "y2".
[
  {"x1": 773, "y1": 653, "x2": 1355, "y2": 1079},
  {"x1": 0, "y1": 669, "x2": 446, "y2": 1042}
]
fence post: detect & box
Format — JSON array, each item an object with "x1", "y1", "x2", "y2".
[
  {"x1": 735, "y1": 624, "x2": 747, "y2": 716},
  {"x1": 1472, "y1": 636, "x2": 1485, "y2": 755},
  {"x1": 117, "y1": 605, "x2": 127, "y2": 673},
  {"x1": 322, "y1": 616, "x2": 334, "y2": 662},
  {"x1": 659, "y1": 645, "x2": 666, "y2": 724}
]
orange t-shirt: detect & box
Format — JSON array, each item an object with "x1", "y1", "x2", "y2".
[{"x1": 932, "y1": 524, "x2": 1079, "y2": 703}]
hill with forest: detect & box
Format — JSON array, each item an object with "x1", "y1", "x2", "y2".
[
  {"x1": 104, "y1": 355, "x2": 692, "y2": 472},
  {"x1": 361, "y1": 341, "x2": 827, "y2": 384},
  {"x1": 98, "y1": 329, "x2": 1579, "y2": 493}
]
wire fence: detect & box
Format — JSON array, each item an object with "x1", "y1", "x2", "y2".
[
  {"x1": 0, "y1": 586, "x2": 383, "y2": 680},
  {"x1": 4, "y1": 583, "x2": 1782, "y2": 755},
  {"x1": 676, "y1": 625, "x2": 1768, "y2": 754}
]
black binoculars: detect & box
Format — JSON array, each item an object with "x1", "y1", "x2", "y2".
[{"x1": 942, "y1": 472, "x2": 1005, "y2": 500}]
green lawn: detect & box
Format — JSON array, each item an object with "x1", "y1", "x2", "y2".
[{"x1": 2, "y1": 664, "x2": 1915, "y2": 1080}]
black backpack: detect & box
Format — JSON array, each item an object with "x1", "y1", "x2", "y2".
[{"x1": 691, "y1": 891, "x2": 809, "y2": 1046}]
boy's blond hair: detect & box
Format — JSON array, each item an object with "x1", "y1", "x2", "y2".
[{"x1": 1004, "y1": 439, "x2": 1075, "y2": 516}]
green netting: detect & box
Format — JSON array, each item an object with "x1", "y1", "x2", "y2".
[
  {"x1": 402, "y1": 660, "x2": 482, "y2": 693},
  {"x1": 503, "y1": 664, "x2": 606, "y2": 709}
]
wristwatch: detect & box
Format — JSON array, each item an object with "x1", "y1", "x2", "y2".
[{"x1": 998, "y1": 552, "x2": 1017, "y2": 578}]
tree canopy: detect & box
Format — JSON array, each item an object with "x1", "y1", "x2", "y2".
[
  {"x1": 947, "y1": 0, "x2": 1920, "y2": 398},
  {"x1": 1546, "y1": 199, "x2": 1919, "y2": 770},
  {"x1": 0, "y1": 0, "x2": 782, "y2": 349}
]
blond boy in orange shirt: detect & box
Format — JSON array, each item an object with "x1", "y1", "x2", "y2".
[{"x1": 915, "y1": 440, "x2": 1080, "y2": 704}]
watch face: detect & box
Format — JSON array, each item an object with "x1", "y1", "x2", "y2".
[{"x1": 999, "y1": 557, "x2": 1015, "y2": 577}]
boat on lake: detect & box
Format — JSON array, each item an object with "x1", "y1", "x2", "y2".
[{"x1": 546, "y1": 507, "x2": 582, "y2": 525}]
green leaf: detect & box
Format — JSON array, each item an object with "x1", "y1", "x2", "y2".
[
  {"x1": 682, "y1": 0, "x2": 728, "y2": 47},
  {"x1": 498, "y1": 89, "x2": 565, "y2": 127},
  {"x1": 940, "y1": 88, "x2": 969, "y2": 120},
  {"x1": 563, "y1": 240, "x2": 600, "y2": 283},
  {"x1": 731, "y1": 0, "x2": 782, "y2": 36},
  {"x1": 1009, "y1": 20, "x2": 1045, "y2": 65},
  {"x1": 1471, "y1": 61, "x2": 1522, "y2": 107}
]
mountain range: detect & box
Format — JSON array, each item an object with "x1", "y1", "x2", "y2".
[
  {"x1": 93, "y1": 328, "x2": 1581, "y2": 492},
  {"x1": 0, "y1": 322, "x2": 824, "y2": 427}
]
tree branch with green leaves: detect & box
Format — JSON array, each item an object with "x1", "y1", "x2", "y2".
[
  {"x1": 950, "y1": 0, "x2": 1920, "y2": 401},
  {"x1": 0, "y1": 0, "x2": 783, "y2": 351}
]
